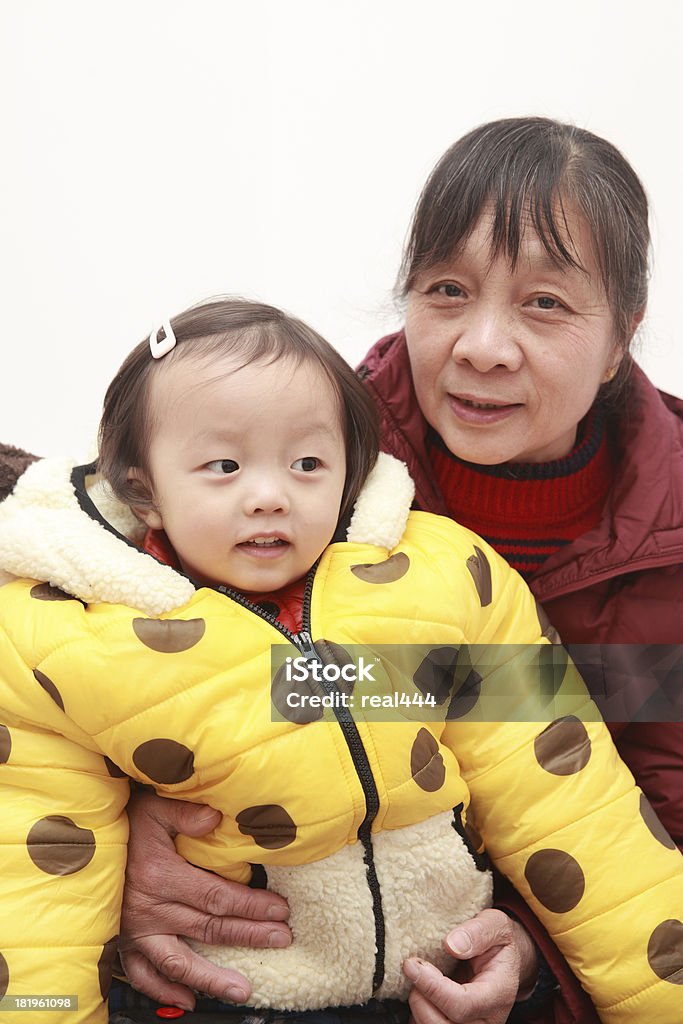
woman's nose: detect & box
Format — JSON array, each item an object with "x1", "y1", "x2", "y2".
[{"x1": 451, "y1": 308, "x2": 523, "y2": 373}]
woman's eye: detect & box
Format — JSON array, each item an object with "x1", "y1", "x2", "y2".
[
  {"x1": 533, "y1": 296, "x2": 564, "y2": 310},
  {"x1": 207, "y1": 459, "x2": 239, "y2": 474},
  {"x1": 435, "y1": 283, "x2": 464, "y2": 298},
  {"x1": 292, "y1": 457, "x2": 319, "y2": 472}
]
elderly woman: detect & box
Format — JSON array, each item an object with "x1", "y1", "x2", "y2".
[
  {"x1": 355, "y1": 116, "x2": 683, "y2": 1022},
  {"x1": 2, "y1": 118, "x2": 681, "y2": 1024}
]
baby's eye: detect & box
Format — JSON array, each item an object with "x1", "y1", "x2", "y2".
[
  {"x1": 292, "y1": 457, "x2": 319, "y2": 472},
  {"x1": 207, "y1": 459, "x2": 240, "y2": 474}
]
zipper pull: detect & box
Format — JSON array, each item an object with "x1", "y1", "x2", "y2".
[{"x1": 294, "y1": 630, "x2": 320, "y2": 662}]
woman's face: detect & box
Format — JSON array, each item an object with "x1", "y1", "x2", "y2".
[{"x1": 404, "y1": 207, "x2": 622, "y2": 465}]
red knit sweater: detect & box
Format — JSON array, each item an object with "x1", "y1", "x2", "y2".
[{"x1": 428, "y1": 407, "x2": 616, "y2": 578}]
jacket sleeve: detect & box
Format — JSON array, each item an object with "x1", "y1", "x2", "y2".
[
  {"x1": 441, "y1": 542, "x2": 683, "y2": 1024},
  {"x1": 0, "y1": 619, "x2": 129, "y2": 1024},
  {"x1": 0, "y1": 443, "x2": 39, "y2": 503},
  {"x1": 0, "y1": 579, "x2": 255, "y2": 890},
  {"x1": 610, "y1": 721, "x2": 683, "y2": 853}
]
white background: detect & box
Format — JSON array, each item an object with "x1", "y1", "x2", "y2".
[{"x1": 1, "y1": 0, "x2": 681, "y2": 457}]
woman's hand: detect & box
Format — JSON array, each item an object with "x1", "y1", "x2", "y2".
[
  {"x1": 119, "y1": 789, "x2": 292, "y2": 1010},
  {"x1": 403, "y1": 909, "x2": 538, "y2": 1024}
]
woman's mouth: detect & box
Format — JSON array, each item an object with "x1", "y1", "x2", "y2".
[{"x1": 448, "y1": 394, "x2": 522, "y2": 424}]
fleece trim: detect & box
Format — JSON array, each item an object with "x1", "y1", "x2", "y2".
[
  {"x1": 0, "y1": 452, "x2": 414, "y2": 615},
  {"x1": 189, "y1": 811, "x2": 491, "y2": 1008}
]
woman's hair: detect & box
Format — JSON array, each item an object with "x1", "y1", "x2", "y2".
[
  {"x1": 398, "y1": 116, "x2": 649, "y2": 378},
  {"x1": 98, "y1": 298, "x2": 379, "y2": 523}
]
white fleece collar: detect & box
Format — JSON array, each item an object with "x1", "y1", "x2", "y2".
[{"x1": 0, "y1": 453, "x2": 414, "y2": 615}]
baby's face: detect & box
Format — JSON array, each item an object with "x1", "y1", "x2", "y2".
[{"x1": 136, "y1": 354, "x2": 347, "y2": 593}]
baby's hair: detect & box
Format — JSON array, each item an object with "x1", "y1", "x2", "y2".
[{"x1": 98, "y1": 298, "x2": 379, "y2": 524}]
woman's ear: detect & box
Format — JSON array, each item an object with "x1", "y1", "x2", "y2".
[
  {"x1": 603, "y1": 353, "x2": 623, "y2": 383},
  {"x1": 604, "y1": 307, "x2": 645, "y2": 381},
  {"x1": 631, "y1": 307, "x2": 646, "y2": 333},
  {"x1": 127, "y1": 467, "x2": 163, "y2": 530}
]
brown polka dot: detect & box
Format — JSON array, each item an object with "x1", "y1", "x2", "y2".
[
  {"x1": 351, "y1": 552, "x2": 410, "y2": 584},
  {"x1": 0, "y1": 950, "x2": 7, "y2": 998},
  {"x1": 647, "y1": 920, "x2": 683, "y2": 984},
  {"x1": 132, "y1": 739, "x2": 195, "y2": 784},
  {"x1": 414, "y1": 647, "x2": 461, "y2": 704},
  {"x1": 410, "y1": 728, "x2": 445, "y2": 792},
  {"x1": 271, "y1": 660, "x2": 324, "y2": 724},
  {"x1": 466, "y1": 546, "x2": 492, "y2": 607},
  {"x1": 538, "y1": 645, "x2": 569, "y2": 701},
  {"x1": 446, "y1": 668, "x2": 482, "y2": 721},
  {"x1": 0, "y1": 725, "x2": 10, "y2": 763},
  {"x1": 33, "y1": 669, "x2": 65, "y2": 711},
  {"x1": 534, "y1": 716, "x2": 591, "y2": 775},
  {"x1": 98, "y1": 936, "x2": 119, "y2": 999},
  {"x1": 30, "y1": 582, "x2": 76, "y2": 601},
  {"x1": 525, "y1": 849, "x2": 585, "y2": 913},
  {"x1": 27, "y1": 815, "x2": 96, "y2": 875},
  {"x1": 236, "y1": 804, "x2": 297, "y2": 849},
  {"x1": 535, "y1": 599, "x2": 562, "y2": 644},
  {"x1": 132, "y1": 617, "x2": 206, "y2": 653},
  {"x1": 104, "y1": 756, "x2": 127, "y2": 779},
  {"x1": 640, "y1": 793, "x2": 677, "y2": 850}
]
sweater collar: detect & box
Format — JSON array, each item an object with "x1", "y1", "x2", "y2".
[
  {"x1": 0, "y1": 452, "x2": 415, "y2": 615},
  {"x1": 427, "y1": 408, "x2": 615, "y2": 580}
]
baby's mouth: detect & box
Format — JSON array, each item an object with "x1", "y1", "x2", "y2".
[{"x1": 244, "y1": 537, "x2": 286, "y2": 547}]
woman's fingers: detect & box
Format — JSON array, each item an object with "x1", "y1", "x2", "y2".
[
  {"x1": 120, "y1": 790, "x2": 292, "y2": 1000},
  {"x1": 403, "y1": 908, "x2": 531, "y2": 1024},
  {"x1": 408, "y1": 985, "x2": 455, "y2": 1024},
  {"x1": 117, "y1": 946, "x2": 197, "y2": 1012},
  {"x1": 119, "y1": 935, "x2": 252, "y2": 1008},
  {"x1": 444, "y1": 909, "x2": 537, "y2": 996},
  {"x1": 405, "y1": 961, "x2": 487, "y2": 1022},
  {"x1": 123, "y1": 790, "x2": 291, "y2": 937}
]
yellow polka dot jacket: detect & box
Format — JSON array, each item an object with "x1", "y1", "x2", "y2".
[{"x1": 0, "y1": 454, "x2": 681, "y2": 1024}]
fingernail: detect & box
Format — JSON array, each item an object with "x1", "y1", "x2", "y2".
[
  {"x1": 402, "y1": 958, "x2": 422, "y2": 982},
  {"x1": 266, "y1": 904, "x2": 290, "y2": 921},
  {"x1": 403, "y1": 956, "x2": 435, "y2": 982},
  {"x1": 226, "y1": 986, "x2": 250, "y2": 1004},
  {"x1": 268, "y1": 929, "x2": 291, "y2": 948},
  {"x1": 195, "y1": 810, "x2": 218, "y2": 826},
  {"x1": 447, "y1": 929, "x2": 473, "y2": 955}
]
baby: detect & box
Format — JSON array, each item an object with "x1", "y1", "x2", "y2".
[{"x1": 0, "y1": 298, "x2": 680, "y2": 1024}]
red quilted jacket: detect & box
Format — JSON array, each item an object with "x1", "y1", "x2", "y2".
[{"x1": 360, "y1": 330, "x2": 683, "y2": 1024}]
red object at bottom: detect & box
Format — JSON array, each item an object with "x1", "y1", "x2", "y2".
[{"x1": 156, "y1": 1009, "x2": 185, "y2": 1020}]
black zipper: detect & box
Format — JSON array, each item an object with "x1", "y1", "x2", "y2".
[
  {"x1": 217, "y1": 565, "x2": 386, "y2": 994},
  {"x1": 314, "y1": 651, "x2": 385, "y2": 993}
]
